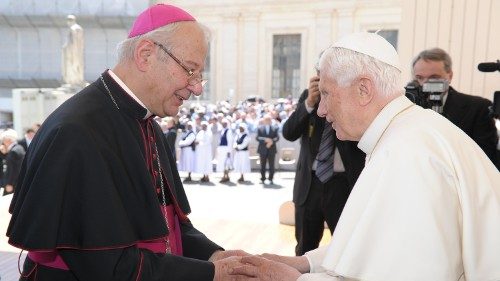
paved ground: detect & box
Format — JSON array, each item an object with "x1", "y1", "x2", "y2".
[{"x1": 0, "y1": 171, "x2": 333, "y2": 280}]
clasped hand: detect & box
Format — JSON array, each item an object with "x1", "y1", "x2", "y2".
[
  {"x1": 264, "y1": 138, "x2": 273, "y2": 148},
  {"x1": 214, "y1": 252, "x2": 308, "y2": 281}
]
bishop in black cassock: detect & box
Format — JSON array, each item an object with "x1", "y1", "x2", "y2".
[{"x1": 7, "y1": 4, "x2": 244, "y2": 281}]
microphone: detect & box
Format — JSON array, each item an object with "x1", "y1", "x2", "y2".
[{"x1": 477, "y1": 60, "x2": 500, "y2": 72}]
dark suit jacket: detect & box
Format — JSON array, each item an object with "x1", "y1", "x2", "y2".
[
  {"x1": 443, "y1": 87, "x2": 498, "y2": 168},
  {"x1": 283, "y1": 89, "x2": 365, "y2": 206},
  {"x1": 18, "y1": 138, "x2": 28, "y2": 153},
  {"x1": 256, "y1": 125, "x2": 279, "y2": 156},
  {"x1": 5, "y1": 143, "x2": 26, "y2": 188},
  {"x1": 164, "y1": 129, "x2": 177, "y2": 159}
]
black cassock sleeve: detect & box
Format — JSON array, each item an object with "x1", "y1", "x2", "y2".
[
  {"x1": 56, "y1": 221, "x2": 222, "y2": 281},
  {"x1": 180, "y1": 220, "x2": 224, "y2": 261},
  {"x1": 58, "y1": 247, "x2": 215, "y2": 281}
]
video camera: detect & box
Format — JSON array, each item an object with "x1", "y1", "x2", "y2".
[
  {"x1": 493, "y1": 91, "x2": 500, "y2": 119},
  {"x1": 405, "y1": 79, "x2": 449, "y2": 114},
  {"x1": 477, "y1": 60, "x2": 500, "y2": 119}
]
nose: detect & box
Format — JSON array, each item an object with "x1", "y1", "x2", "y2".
[
  {"x1": 187, "y1": 83, "x2": 203, "y2": 96},
  {"x1": 317, "y1": 96, "x2": 326, "y2": 117}
]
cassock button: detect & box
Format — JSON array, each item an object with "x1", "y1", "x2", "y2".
[
  {"x1": 156, "y1": 188, "x2": 161, "y2": 194},
  {"x1": 152, "y1": 154, "x2": 157, "y2": 160},
  {"x1": 154, "y1": 171, "x2": 158, "y2": 176},
  {"x1": 149, "y1": 136, "x2": 154, "y2": 142}
]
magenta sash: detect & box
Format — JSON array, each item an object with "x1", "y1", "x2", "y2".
[{"x1": 136, "y1": 204, "x2": 183, "y2": 255}]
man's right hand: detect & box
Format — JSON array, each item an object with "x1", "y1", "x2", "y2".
[
  {"x1": 306, "y1": 75, "x2": 320, "y2": 108},
  {"x1": 213, "y1": 256, "x2": 244, "y2": 281}
]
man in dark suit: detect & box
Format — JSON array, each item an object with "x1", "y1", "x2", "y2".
[
  {"x1": 283, "y1": 75, "x2": 365, "y2": 256},
  {"x1": 412, "y1": 48, "x2": 499, "y2": 169},
  {"x1": 163, "y1": 117, "x2": 178, "y2": 161},
  {"x1": 1, "y1": 129, "x2": 26, "y2": 195},
  {"x1": 256, "y1": 115, "x2": 279, "y2": 184},
  {"x1": 17, "y1": 128, "x2": 36, "y2": 153}
]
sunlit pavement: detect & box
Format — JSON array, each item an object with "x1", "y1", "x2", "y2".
[{"x1": 1, "y1": 171, "x2": 317, "y2": 280}]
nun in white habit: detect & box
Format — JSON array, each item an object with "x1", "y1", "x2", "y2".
[
  {"x1": 233, "y1": 123, "x2": 251, "y2": 182},
  {"x1": 194, "y1": 121, "x2": 213, "y2": 182},
  {"x1": 178, "y1": 121, "x2": 196, "y2": 182}
]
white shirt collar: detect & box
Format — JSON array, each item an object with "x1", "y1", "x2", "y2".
[
  {"x1": 358, "y1": 95, "x2": 414, "y2": 156},
  {"x1": 107, "y1": 70, "x2": 153, "y2": 119}
]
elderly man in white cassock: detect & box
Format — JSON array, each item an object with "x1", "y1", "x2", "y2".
[{"x1": 230, "y1": 32, "x2": 500, "y2": 281}]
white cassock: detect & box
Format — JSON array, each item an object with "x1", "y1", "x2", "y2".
[
  {"x1": 299, "y1": 96, "x2": 500, "y2": 281},
  {"x1": 233, "y1": 131, "x2": 251, "y2": 173},
  {"x1": 194, "y1": 129, "x2": 213, "y2": 174},
  {"x1": 178, "y1": 130, "x2": 196, "y2": 172},
  {"x1": 216, "y1": 128, "x2": 233, "y2": 172}
]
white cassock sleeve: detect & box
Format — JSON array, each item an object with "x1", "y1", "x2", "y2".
[
  {"x1": 297, "y1": 273, "x2": 344, "y2": 281},
  {"x1": 304, "y1": 246, "x2": 328, "y2": 273},
  {"x1": 297, "y1": 246, "x2": 355, "y2": 280}
]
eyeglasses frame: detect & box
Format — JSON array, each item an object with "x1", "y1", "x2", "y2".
[{"x1": 153, "y1": 41, "x2": 207, "y2": 87}]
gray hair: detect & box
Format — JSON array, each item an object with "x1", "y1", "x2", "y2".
[
  {"x1": 116, "y1": 22, "x2": 211, "y2": 63},
  {"x1": 319, "y1": 47, "x2": 403, "y2": 98},
  {"x1": 412, "y1": 47, "x2": 452, "y2": 74}
]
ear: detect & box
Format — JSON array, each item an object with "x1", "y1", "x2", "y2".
[
  {"x1": 133, "y1": 40, "x2": 155, "y2": 72},
  {"x1": 357, "y1": 77, "x2": 374, "y2": 106},
  {"x1": 448, "y1": 70, "x2": 453, "y2": 82}
]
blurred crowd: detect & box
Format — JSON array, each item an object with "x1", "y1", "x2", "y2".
[
  {"x1": 164, "y1": 95, "x2": 296, "y2": 134},
  {"x1": 156, "y1": 96, "x2": 299, "y2": 183}
]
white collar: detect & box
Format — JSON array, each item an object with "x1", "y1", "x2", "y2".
[{"x1": 358, "y1": 95, "x2": 414, "y2": 157}]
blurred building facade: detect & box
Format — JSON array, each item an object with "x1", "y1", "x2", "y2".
[
  {"x1": 1, "y1": 0, "x2": 497, "y2": 129},
  {"x1": 176, "y1": 0, "x2": 402, "y2": 104},
  {"x1": 0, "y1": 0, "x2": 150, "y2": 126},
  {"x1": 0, "y1": 0, "x2": 402, "y2": 127}
]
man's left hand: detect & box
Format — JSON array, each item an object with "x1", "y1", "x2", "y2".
[{"x1": 230, "y1": 255, "x2": 302, "y2": 281}]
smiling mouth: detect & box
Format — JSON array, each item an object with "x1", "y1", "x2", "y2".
[{"x1": 174, "y1": 93, "x2": 188, "y2": 102}]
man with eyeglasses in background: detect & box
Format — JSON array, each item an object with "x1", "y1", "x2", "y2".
[
  {"x1": 412, "y1": 48, "x2": 499, "y2": 170},
  {"x1": 7, "y1": 4, "x2": 246, "y2": 280}
]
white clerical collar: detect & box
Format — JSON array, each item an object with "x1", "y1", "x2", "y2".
[
  {"x1": 358, "y1": 95, "x2": 414, "y2": 156},
  {"x1": 107, "y1": 70, "x2": 153, "y2": 119}
]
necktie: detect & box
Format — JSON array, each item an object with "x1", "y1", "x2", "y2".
[{"x1": 315, "y1": 123, "x2": 335, "y2": 183}]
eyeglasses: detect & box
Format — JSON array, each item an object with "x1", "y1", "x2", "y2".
[{"x1": 153, "y1": 41, "x2": 207, "y2": 87}]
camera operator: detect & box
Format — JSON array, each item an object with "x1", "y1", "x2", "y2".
[{"x1": 412, "y1": 48, "x2": 499, "y2": 169}]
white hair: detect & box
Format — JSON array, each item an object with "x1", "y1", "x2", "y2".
[
  {"x1": 1, "y1": 129, "x2": 18, "y2": 142},
  {"x1": 116, "y1": 21, "x2": 211, "y2": 63},
  {"x1": 319, "y1": 47, "x2": 403, "y2": 98}
]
